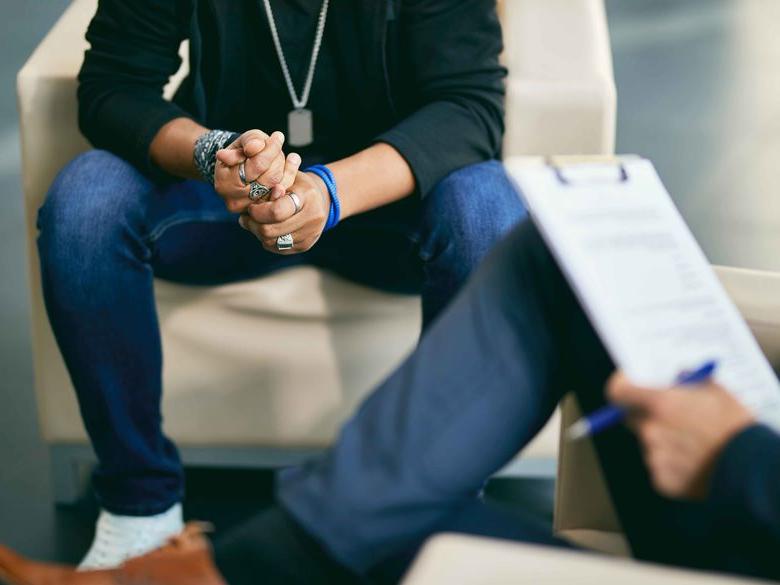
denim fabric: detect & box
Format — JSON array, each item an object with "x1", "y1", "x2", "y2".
[{"x1": 37, "y1": 150, "x2": 525, "y2": 515}]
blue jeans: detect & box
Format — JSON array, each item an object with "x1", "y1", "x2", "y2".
[{"x1": 37, "y1": 150, "x2": 526, "y2": 516}]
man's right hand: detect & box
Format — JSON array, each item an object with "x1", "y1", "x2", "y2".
[
  {"x1": 607, "y1": 372, "x2": 755, "y2": 500},
  {"x1": 212, "y1": 130, "x2": 295, "y2": 214}
]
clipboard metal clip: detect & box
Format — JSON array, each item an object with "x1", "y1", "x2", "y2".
[{"x1": 547, "y1": 155, "x2": 632, "y2": 186}]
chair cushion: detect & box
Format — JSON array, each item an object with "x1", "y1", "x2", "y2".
[
  {"x1": 37, "y1": 262, "x2": 564, "y2": 460},
  {"x1": 158, "y1": 267, "x2": 423, "y2": 445},
  {"x1": 41, "y1": 267, "x2": 422, "y2": 446}
]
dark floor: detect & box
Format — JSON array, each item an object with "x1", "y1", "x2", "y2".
[
  {"x1": 45, "y1": 470, "x2": 557, "y2": 567},
  {"x1": 2, "y1": 0, "x2": 779, "y2": 570}
]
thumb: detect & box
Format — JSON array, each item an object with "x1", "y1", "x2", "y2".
[{"x1": 216, "y1": 148, "x2": 247, "y2": 167}]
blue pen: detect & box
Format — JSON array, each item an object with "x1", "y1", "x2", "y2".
[{"x1": 566, "y1": 360, "x2": 718, "y2": 441}]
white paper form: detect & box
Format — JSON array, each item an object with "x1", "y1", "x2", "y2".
[{"x1": 507, "y1": 157, "x2": 780, "y2": 431}]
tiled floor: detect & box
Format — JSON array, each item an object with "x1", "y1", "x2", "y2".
[{"x1": 1, "y1": 0, "x2": 779, "y2": 568}]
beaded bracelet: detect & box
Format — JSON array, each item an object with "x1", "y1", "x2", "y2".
[{"x1": 305, "y1": 164, "x2": 341, "y2": 231}]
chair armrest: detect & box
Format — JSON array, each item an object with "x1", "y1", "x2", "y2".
[
  {"x1": 402, "y1": 534, "x2": 771, "y2": 585},
  {"x1": 502, "y1": 0, "x2": 617, "y2": 156},
  {"x1": 17, "y1": 0, "x2": 96, "y2": 216},
  {"x1": 715, "y1": 265, "x2": 780, "y2": 367},
  {"x1": 17, "y1": 0, "x2": 190, "y2": 442},
  {"x1": 554, "y1": 395, "x2": 625, "y2": 553},
  {"x1": 16, "y1": 0, "x2": 189, "y2": 214},
  {"x1": 15, "y1": 0, "x2": 100, "y2": 443}
]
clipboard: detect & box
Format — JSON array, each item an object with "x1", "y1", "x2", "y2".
[{"x1": 505, "y1": 156, "x2": 780, "y2": 431}]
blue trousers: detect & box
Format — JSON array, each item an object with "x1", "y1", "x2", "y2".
[
  {"x1": 37, "y1": 151, "x2": 526, "y2": 516},
  {"x1": 274, "y1": 220, "x2": 754, "y2": 579}
]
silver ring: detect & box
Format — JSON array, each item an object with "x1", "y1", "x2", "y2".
[
  {"x1": 249, "y1": 181, "x2": 271, "y2": 202},
  {"x1": 288, "y1": 192, "x2": 302, "y2": 215},
  {"x1": 238, "y1": 161, "x2": 249, "y2": 186},
  {"x1": 276, "y1": 234, "x2": 294, "y2": 251}
]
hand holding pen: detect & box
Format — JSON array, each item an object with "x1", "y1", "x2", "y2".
[{"x1": 567, "y1": 360, "x2": 719, "y2": 441}]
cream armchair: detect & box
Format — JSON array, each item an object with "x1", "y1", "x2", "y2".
[{"x1": 16, "y1": 0, "x2": 617, "y2": 504}]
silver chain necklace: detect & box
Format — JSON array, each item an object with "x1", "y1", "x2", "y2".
[{"x1": 261, "y1": 0, "x2": 330, "y2": 147}]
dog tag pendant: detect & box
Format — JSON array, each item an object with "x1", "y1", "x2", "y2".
[{"x1": 288, "y1": 108, "x2": 313, "y2": 147}]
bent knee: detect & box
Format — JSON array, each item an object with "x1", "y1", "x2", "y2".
[
  {"x1": 38, "y1": 150, "x2": 150, "y2": 256},
  {"x1": 432, "y1": 160, "x2": 505, "y2": 197},
  {"x1": 421, "y1": 161, "x2": 526, "y2": 263},
  {"x1": 425, "y1": 161, "x2": 526, "y2": 230},
  {"x1": 39, "y1": 151, "x2": 149, "y2": 230}
]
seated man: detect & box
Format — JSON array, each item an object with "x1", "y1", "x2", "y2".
[
  {"x1": 2, "y1": 220, "x2": 778, "y2": 584},
  {"x1": 40, "y1": 0, "x2": 522, "y2": 569}
]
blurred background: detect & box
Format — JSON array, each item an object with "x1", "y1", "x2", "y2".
[{"x1": 1, "y1": 0, "x2": 779, "y2": 562}]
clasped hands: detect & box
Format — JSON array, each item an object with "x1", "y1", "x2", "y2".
[{"x1": 212, "y1": 129, "x2": 330, "y2": 254}]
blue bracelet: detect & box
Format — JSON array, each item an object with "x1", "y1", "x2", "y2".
[{"x1": 306, "y1": 164, "x2": 341, "y2": 231}]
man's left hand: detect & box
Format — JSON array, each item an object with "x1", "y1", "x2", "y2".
[
  {"x1": 607, "y1": 372, "x2": 755, "y2": 500},
  {"x1": 239, "y1": 171, "x2": 330, "y2": 255}
]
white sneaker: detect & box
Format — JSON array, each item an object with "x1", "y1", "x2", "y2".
[{"x1": 78, "y1": 503, "x2": 184, "y2": 570}]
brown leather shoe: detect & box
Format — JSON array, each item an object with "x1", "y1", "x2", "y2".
[
  {"x1": 0, "y1": 544, "x2": 115, "y2": 585},
  {"x1": 0, "y1": 523, "x2": 226, "y2": 585},
  {"x1": 118, "y1": 523, "x2": 227, "y2": 585}
]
